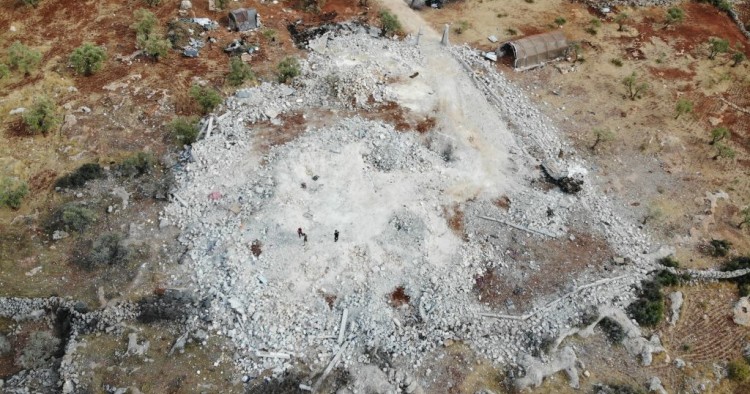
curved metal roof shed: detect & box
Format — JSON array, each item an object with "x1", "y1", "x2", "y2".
[{"x1": 498, "y1": 31, "x2": 568, "y2": 70}]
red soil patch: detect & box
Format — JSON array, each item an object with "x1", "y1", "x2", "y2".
[
  {"x1": 633, "y1": 3, "x2": 750, "y2": 56},
  {"x1": 646, "y1": 66, "x2": 696, "y2": 80},
  {"x1": 389, "y1": 286, "x2": 411, "y2": 307}
]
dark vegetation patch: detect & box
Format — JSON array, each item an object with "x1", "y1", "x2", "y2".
[
  {"x1": 598, "y1": 317, "x2": 626, "y2": 344},
  {"x1": 251, "y1": 240, "x2": 262, "y2": 257},
  {"x1": 245, "y1": 371, "x2": 307, "y2": 393},
  {"x1": 116, "y1": 152, "x2": 155, "y2": 178},
  {"x1": 54, "y1": 163, "x2": 104, "y2": 189},
  {"x1": 493, "y1": 195, "x2": 511, "y2": 210},
  {"x1": 722, "y1": 256, "x2": 750, "y2": 296},
  {"x1": 74, "y1": 233, "x2": 131, "y2": 271},
  {"x1": 137, "y1": 289, "x2": 195, "y2": 324},
  {"x1": 627, "y1": 279, "x2": 664, "y2": 327}
]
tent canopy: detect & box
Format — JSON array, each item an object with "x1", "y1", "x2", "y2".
[{"x1": 499, "y1": 31, "x2": 568, "y2": 70}]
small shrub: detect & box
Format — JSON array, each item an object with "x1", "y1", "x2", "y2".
[
  {"x1": 709, "y1": 239, "x2": 732, "y2": 257},
  {"x1": 554, "y1": 17, "x2": 566, "y2": 26},
  {"x1": 623, "y1": 72, "x2": 649, "y2": 100},
  {"x1": 598, "y1": 317, "x2": 626, "y2": 343},
  {"x1": 171, "y1": 117, "x2": 200, "y2": 145},
  {"x1": 666, "y1": 7, "x2": 685, "y2": 24},
  {"x1": 614, "y1": 13, "x2": 629, "y2": 31},
  {"x1": 132, "y1": 9, "x2": 158, "y2": 41},
  {"x1": 589, "y1": 18, "x2": 602, "y2": 28},
  {"x1": 379, "y1": 10, "x2": 402, "y2": 35},
  {"x1": 610, "y1": 58, "x2": 623, "y2": 67},
  {"x1": 189, "y1": 85, "x2": 222, "y2": 114},
  {"x1": 738, "y1": 207, "x2": 750, "y2": 229},
  {"x1": 81, "y1": 233, "x2": 130, "y2": 269},
  {"x1": 709, "y1": 126, "x2": 730, "y2": 144},
  {"x1": 506, "y1": 28, "x2": 518, "y2": 36},
  {"x1": 143, "y1": 0, "x2": 161, "y2": 6},
  {"x1": 723, "y1": 256, "x2": 750, "y2": 296},
  {"x1": 0, "y1": 63, "x2": 10, "y2": 79},
  {"x1": 7, "y1": 41, "x2": 42, "y2": 75},
  {"x1": 674, "y1": 98, "x2": 693, "y2": 119},
  {"x1": 627, "y1": 279, "x2": 664, "y2": 327},
  {"x1": 585, "y1": 27, "x2": 598, "y2": 35},
  {"x1": 0, "y1": 177, "x2": 29, "y2": 209},
  {"x1": 21, "y1": 0, "x2": 41, "y2": 6},
  {"x1": 713, "y1": 143, "x2": 736, "y2": 160},
  {"x1": 117, "y1": 152, "x2": 155, "y2": 177},
  {"x1": 17, "y1": 331, "x2": 60, "y2": 369},
  {"x1": 262, "y1": 28, "x2": 278, "y2": 42},
  {"x1": 143, "y1": 35, "x2": 170, "y2": 59},
  {"x1": 590, "y1": 128, "x2": 614, "y2": 151},
  {"x1": 658, "y1": 255, "x2": 680, "y2": 268},
  {"x1": 733, "y1": 51, "x2": 746, "y2": 67},
  {"x1": 227, "y1": 57, "x2": 255, "y2": 86},
  {"x1": 277, "y1": 57, "x2": 300, "y2": 84},
  {"x1": 60, "y1": 204, "x2": 97, "y2": 233},
  {"x1": 655, "y1": 270, "x2": 687, "y2": 287},
  {"x1": 23, "y1": 97, "x2": 60, "y2": 135},
  {"x1": 55, "y1": 163, "x2": 104, "y2": 189},
  {"x1": 708, "y1": 37, "x2": 730, "y2": 59},
  {"x1": 728, "y1": 359, "x2": 750, "y2": 381},
  {"x1": 69, "y1": 43, "x2": 106, "y2": 75}
]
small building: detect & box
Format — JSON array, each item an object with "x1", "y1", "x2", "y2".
[
  {"x1": 228, "y1": 8, "x2": 260, "y2": 32},
  {"x1": 497, "y1": 31, "x2": 568, "y2": 70}
]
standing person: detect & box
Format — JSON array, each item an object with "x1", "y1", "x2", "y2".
[
  {"x1": 298, "y1": 228, "x2": 303, "y2": 238},
  {"x1": 303, "y1": 234, "x2": 308, "y2": 244},
  {"x1": 334, "y1": 230, "x2": 339, "y2": 242}
]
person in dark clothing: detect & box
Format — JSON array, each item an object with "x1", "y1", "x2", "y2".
[
  {"x1": 334, "y1": 230, "x2": 339, "y2": 242},
  {"x1": 303, "y1": 234, "x2": 308, "y2": 244},
  {"x1": 298, "y1": 228, "x2": 303, "y2": 238}
]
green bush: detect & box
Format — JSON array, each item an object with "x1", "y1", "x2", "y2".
[
  {"x1": 666, "y1": 7, "x2": 685, "y2": 24},
  {"x1": 708, "y1": 37, "x2": 730, "y2": 59},
  {"x1": 54, "y1": 163, "x2": 104, "y2": 189},
  {"x1": 227, "y1": 57, "x2": 255, "y2": 86},
  {"x1": 69, "y1": 43, "x2": 106, "y2": 75},
  {"x1": 658, "y1": 255, "x2": 680, "y2": 268},
  {"x1": 143, "y1": 35, "x2": 170, "y2": 59},
  {"x1": 7, "y1": 41, "x2": 42, "y2": 75},
  {"x1": 60, "y1": 204, "x2": 97, "y2": 233},
  {"x1": 18, "y1": 331, "x2": 60, "y2": 369},
  {"x1": 189, "y1": 85, "x2": 222, "y2": 114},
  {"x1": 117, "y1": 152, "x2": 155, "y2": 177},
  {"x1": 379, "y1": 10, "x2": 402, "y2": 35},
  {"x1": 0, "y1": 63, "x2": 9, "y2": 79},
  {"x1": 277, "y1": 57, "x2": 300, "y2": 84},
  {"x1": 143, "y1": 0, "x2": 161, "y2": 6},
  {"x1": 710, "y1": 239, "x2": 732, "y2": 257},
  {"x1": 23, "y1": 97, "x2": 60, "y2": 135},
  {"x1": 454, "y1": 20, "x2": 470, "y2": 35},
  {"x1": 655, "y1": 269, "x2": 688, "y2": 287},
  {"x1": 627, "y1": 280, "x2": 664, "y2": 327},
  {"x1": 610, "y1": 58, "x2": 623, "y2": 67},
  {"x1": 675, "y1": 98, "x2": 693, "y2": 119},
  {"x1": 728, "y1": 359, "x2": 750, "y2": 381},
  {"x1": 132, "y1": 9, "x2": 158, "y2": 41},
  {"x1": 554, "y1": 17, "x2": 566, "y2": 26},
  {"x1": 21, "y1": 0, "x2": 41, "y2": 6},
  {"x1": 0, "y1": 177, "x2": 29, "y2": 209},
  {"x1": 170, "y1": 117, "x2": 200, "y2": 145}
]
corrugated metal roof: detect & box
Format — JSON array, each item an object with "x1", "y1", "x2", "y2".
[
  {"x1": 501, "y1": 31, "x2": 568, "y2": 70},
  {"x1": 228, "y1": 8, "x2": 259, "y2": 31}
]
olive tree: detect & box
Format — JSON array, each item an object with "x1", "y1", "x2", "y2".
[{"x1": 70, "y1": 43, "x2": 106, "y2": 75}]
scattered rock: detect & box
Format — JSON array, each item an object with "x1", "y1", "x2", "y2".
[
  {"x1": 733, "y1": 297, "x2": 750, "y2": 326},
  {"x1": 648, "y1": 376, "x2": 667, "y2": 394},
  {"x1": 669, "y1": 291, "x2": 683, "y2": 326},
  {"x1": 9, "y1": 108, "x2": 25, "y2": 115}
]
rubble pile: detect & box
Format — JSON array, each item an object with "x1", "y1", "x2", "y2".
[{"x1": 163, "y1": 28, "x2": 661, "y2": 382}]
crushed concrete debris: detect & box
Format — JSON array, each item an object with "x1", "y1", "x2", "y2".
[{"x1": 162, "y1": 28, "x2": 661, "y2": 379}]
